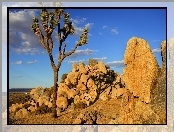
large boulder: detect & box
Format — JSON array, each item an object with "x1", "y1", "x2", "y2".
[
  {"x1": 123, "y1": 37, "x2": 160, "y2": 103},
  {"x1": 58, "y1": 83, "x2": 76, "y2": 99},
  {"x1": 94, "y1": 61, "x2": 107, "y2": 74},
  {"x1": 72, "y1": 63, "x2": 79, "y2": 72},
  {"x1": 65, "y1": 72, "x2": 81, "y2": 86},
  {"x1": 56, "y1": 96, "x2": 68, "y2": 110},
  {"x1": 15, "y1": 108, "x2": 29, "y2": 117},
  {"x1": 78, "y1": 62, "x2": 88, "y2": 74}
]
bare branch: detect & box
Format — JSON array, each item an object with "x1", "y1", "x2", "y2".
[
  {"x1": 62, "y1": 43, "x2": 66, "y2": 55},
  {"x1": 48, "y1": 52, "x2": 56, "y2": 70},
  {"x1": 34, "y1": 27, "x2": 47, "y2": 50},
  {"x1": 61, "y1": 41, "x2": 80, "y2": 62},
  {"x1": 49, "y1": 36, "x2": 54, "y2": 54}
]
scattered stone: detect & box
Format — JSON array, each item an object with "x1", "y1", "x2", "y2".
[
  {"x1": 56, "y1": 96, "x2": 68, "y2": 111},
  {"x1": 15, "y1": 108, "x2": 29, "y2": 117},
  {"x1": 9, "y1": 103, "x2": 23, "y2": 113}
]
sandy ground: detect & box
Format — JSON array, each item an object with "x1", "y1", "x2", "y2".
[
  {"x1": 2, "y1": 66, "x2": 174, "y2": 131},
  {"x1": 2, "y1": 93, "x2": 173, "y2": 132}
]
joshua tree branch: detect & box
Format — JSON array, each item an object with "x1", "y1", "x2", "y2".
[
  {"x1": 61, "y1": 41, "x2": 80, "y2": 61},
  {"x1": 35, "y1": 28, "x2": 47, "y2": 50},
  {"x1": 62, "y1": 43, "x2": 66, "y2": 55}
]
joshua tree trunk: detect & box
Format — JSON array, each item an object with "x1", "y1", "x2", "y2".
[{"x1": 52, "y1": 68, "x2": 58, "y2": 118}]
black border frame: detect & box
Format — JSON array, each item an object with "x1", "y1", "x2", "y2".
[{"x1": 7, "y1": 6, "x2": 167, "y2": 125}]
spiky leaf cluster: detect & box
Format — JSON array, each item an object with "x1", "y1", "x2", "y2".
[
  {"x1": 55, "y1": 9, "x2": 64, "y2": 16},
  {"x1": 79, "y1": 28, "x2": 88, "y2": 45},
  {"x1": 31, "y1": 17, "x2": 39, "y2": 33},
  {"x1": 49, "y1": 12, "x2": 58, "y2": 29},
  {"x1": 31, "y1": 9, "x2": 65, "y2": 34},
  {"x1": 59, "y1": 13, "x2": 75, "y2": 42},
  {"x1": 40, "y1": 9, "x2": 49, "y2": 22}
]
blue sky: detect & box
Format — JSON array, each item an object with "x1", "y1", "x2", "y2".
[
  {"x1": 2, "y1": 2, "x2": 173, "y2": 92},
  {"x1": 8, "y1": 8, "x2": 166, "y2": 89}
]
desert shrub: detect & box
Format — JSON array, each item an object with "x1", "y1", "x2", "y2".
[
  {"x1": 88, "y1": 59, "x2": 98, "y2": 67},
  {"x1": 34, "y1": 104, "x2": 53, "y2": 115},
  {"x1": 74, "y1": 102, "x2": 86, "y2": 109},
  {"x1": 23, "y1": 103, "x2": 31, "y2": 109},
  {"x1": 15, "y1": 107, "x2": 22, "y2": 113},
  {"x1": 9, "y1": 93, "x2": 32, "y2": 107},
  {"x1": 60, "y1": 73, "x2": 68, "y2": 83},
  {"x1": 42, "y1": 88, "x2": 52, "y2": 97}
]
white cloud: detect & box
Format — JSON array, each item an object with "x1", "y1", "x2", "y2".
[
  {"x1": 68, "y1": 59, "x2": 85, "y2": 64},
  {"x1": 91, "y1": 57, "x2": 107, "y2": 61},
  {"x1": 85, "y1": 23, "x2": 94, "y2": 29},
  {"x1": 27, "y1": 60, "x2": 39, "y2": 64},
  {"x1": 73, "y1": 27, "x2": 84, "y2": 36},
  {"x1": 53, "y1": 48, "x2": 98, "y2": 60},
  {"x1": 111, "y1": 28, "x2": 118, "y2": 34},
  {"x1": 27, "y1": 61, "x2": 34, "y2": 64},
  {"x1": 8, "y1": 8, "x2": 60, "y2": 55},
  {"x1": 152, "y1": 48, "x2": 161, "y2": 53},
  {"x1": 34, "y1": 60, "x2": 39, "y2": 62},
  {"x1": 8, "y1": 9, "x2": 47, "y2": 55},
  {"x1": 67, "y1": 48, "x2": 98, "y2": 59},
  {"x1": 152, "y1": 39, "x2": 160, "y2": 42},
  {"x1": 106, "y1": 60, "x2": 125, "y2": 68},
  {"x1": 70, "y1": 17, "x2": 87, "y2": 26},
  {"x1": 70, "y1": 16, "x2": 93, "y2": 37},
  {"x1": 14, "y1": 60, "x2": 22, "y2": 65},
  {"x1": 103, "y1": 26, "x2": 108, "y2": 29},
  {"x1": 103, "y1": 25, "x2": 119, "y2": 35},
  {"x1": 12, "y1": 47, "x2": 46, "y2": 55},
  {"x1": 99, "y1": 32, "x2": 103, "y2": 35},
  {"x1": 73, "y1": 24, "x2": 93, "y2": 37}
]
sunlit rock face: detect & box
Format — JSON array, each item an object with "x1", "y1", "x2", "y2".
[{"x1": 123, "y1": 37, "x2": 160, "y2": 103}]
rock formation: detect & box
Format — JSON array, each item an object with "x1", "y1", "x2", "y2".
[
  {"x1": 56, "y1": 61, "x2": 125, "y2": 110},
  {"x1": 123, "y1": 37, "x2": 160, "y2": 103},
  {"x1": 151, "y1": 40, "x2": 166, "y2": 123}
]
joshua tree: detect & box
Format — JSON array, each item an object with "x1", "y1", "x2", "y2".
[{"x1": 31, "y1": 9, "x2": 88, "y2": 118}]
